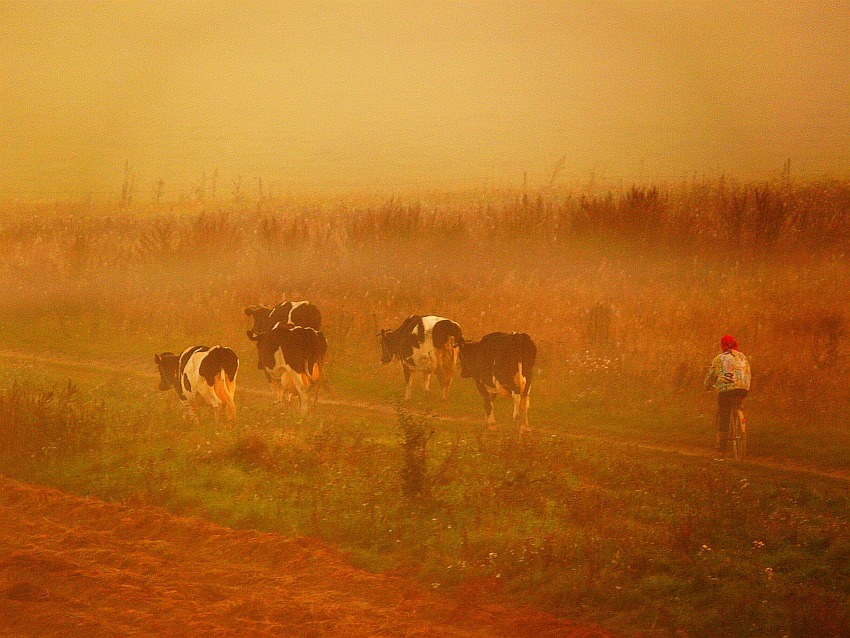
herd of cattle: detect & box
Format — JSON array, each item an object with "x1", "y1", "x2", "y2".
[{"x1": 155, "y1": 300, "x2": 538, "y2": 432}]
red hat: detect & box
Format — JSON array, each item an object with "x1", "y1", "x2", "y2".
[{"x1": 721, "y1": 335, "x2": 738, "y2": 351}]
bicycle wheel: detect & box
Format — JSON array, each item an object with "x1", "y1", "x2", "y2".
[
  {"x1": 730, "y1": 409, "x2": 745, "y2": 460},
  {"x1": 737, "y1": 409, "x2": 747, "y2": 459}
]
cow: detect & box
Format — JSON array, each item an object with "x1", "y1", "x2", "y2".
[
  {"x1": 246, "y1": 322, "x2": 328, "y2": 416},
  {"x1": 379, "y1": 315, "x2": 463, "y2": 400},
  {"x1": 458, "y1": 332, "x2": 537, "y2": 434},
  {"x1": 245, "y1": 301, "x2": 322, "y2": 341},
  {"x1": 155, "y1": 345, "x2": 239, "y2": 422}
]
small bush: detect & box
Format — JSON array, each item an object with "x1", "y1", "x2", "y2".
[{"x1": 396, "y1": 406, "x2": 434, "y2": 498}]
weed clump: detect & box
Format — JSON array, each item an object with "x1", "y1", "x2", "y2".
[
  {"x1": 219, "y1": 432, "x2": 277, "y2": 471},
  {"x1": 395, "y1": 405, "x2": 434, "y2": 499},
  {"x1": 0, "y1": 380, "x2": 105, "y2": 471}
]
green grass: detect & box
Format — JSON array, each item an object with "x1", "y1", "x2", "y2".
[
  {"x1": 3, "y1": 183, "x2": 850, "y2": 635},
  {"x1": 5, "y1": 315, "x2": 850, "y2": 477},
  {"x1": 2, "y1": 357, "x2": 849, "y2": 637}
]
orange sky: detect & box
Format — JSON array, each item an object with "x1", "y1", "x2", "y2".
[{"x1": 1, "y1": 0, "x2": 848, "y2": 197}]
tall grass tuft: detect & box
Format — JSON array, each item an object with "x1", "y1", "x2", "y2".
[
  {"x1": 396, "y1": 405, "x2": 435, "y2": 499},
  {"x1": 0, "y1": 380, "x2": 105, "y2": 471}
]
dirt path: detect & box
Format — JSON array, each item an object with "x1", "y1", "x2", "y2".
[
  {"x1": 2, "y1": 348, "x2": 848, "y2": 483},
  {"x1": 0, "y1": 476, "x2": 611, "y2": 638}
]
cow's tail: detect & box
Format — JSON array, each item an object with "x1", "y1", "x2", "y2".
[
  {"x1": 213, "y1": 368, "x2": 237, "y2": 421},
  {"x1": 309, "y1": 358, "x2": 322, "y2": 384},
  {"x1": 314, "y1": 332, "x2": 328, "y2": 384},
  {"x1": 442, "y1": 334, "x2": 460, "y2": 370},
  {"x1": 432, "y1": 336, "x2": 451, "y2": 381},
  {"x1": 443, "y1": 335, "x2": 459, "y2": 368},
  {"x1": 519, "y1": 334, "x2": 537, "y2": 397}
]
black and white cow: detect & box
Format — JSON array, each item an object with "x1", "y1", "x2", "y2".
[
  {"x1": 245, "y1": 301, "x2": 322, "y2": 343},
  {"x1": 246, "y1": 323, "x2": 328, "y2": 416},
  {"x1": 458, "y1": 332, "x2": 536, "y2": 433},
  {"x1": 379, "y1": 315, "x2": 463, "y2": 400},
  {"x1": 155, "y1": 345, "x2": 239, "y2": 422}
]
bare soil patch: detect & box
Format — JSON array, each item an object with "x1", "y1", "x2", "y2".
[{"x1": 0, "y1": 476, "x2": 612, "y2": 637}]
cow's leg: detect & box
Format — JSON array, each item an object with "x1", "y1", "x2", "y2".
[
  {"x1": 300, "y1": 373, "x2": 314, "y2": 407},
  {"x1": 308, "y1": 366, "x2": 321, "y2": 407},
  {"x1": 440, "y1": 374, "x2": 452, "y2": 400},
  {"x1": 303, "y1": 372, "x2": 318, "y2": 408},
  {"x1": 484, "y1": 393, "x2": 497, "y2": 429},
  {"x1": 270, "y1": 378, "x2": 282, "y2": 403},
  {"x1": 213, "y1": 373, "x2": 236, "y2": 423},
  {"x1": 265, "y1": 370, "x2": 284, "y2": 404},
  {"x1": 197, "y1": 383, "x2": 224, "y2": 423},
  {"x1": 182, "y1": 399, "x2": 200, "y2": 424},
  {"x1": 436, "y1": 364, "x2": 452, "y2": 400},
  {"x1": 519, "y1": 393, "x2": 530, "y2": 434},
  {"x1": 284, "y1": 375, "x2": 297, "y2": 407},
  {"x1": 223, "y1": 378, "x2": 237, "y2": 422},
  {"x1": 436, "y1": 346, "x2": 456, "y2": 400},
  {"x1": 220, "y1": 378, "x2": 236, "y2": 424},
  {"x1": 513, "y1": 392, "x2": 530, "y2": 434},
  {"x1": 475, "y1": 383, "x2": 496, "y2": 430},
  {"x1": 432, "y1": 352, "x2": 444, "y2": 397},
  {"x1": 422, "y1": 371, "x2": 432, "y2": 394},
  {"x1": 199, "y1": 384, "x2": 222, "y2": 410},
  {"x1": 291, "y1": 373, "x2": 309, "y2": 417},
  {"x1": 403, "y1": 366, "x2": 414, "y2": 401}
]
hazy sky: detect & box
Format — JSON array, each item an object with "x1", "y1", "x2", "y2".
[{"x1": 1, "y1": 0, "x2": 848, "y2": 197}]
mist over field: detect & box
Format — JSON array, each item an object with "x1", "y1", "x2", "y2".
[
  {"x1": 3, "y1": 2, "x2": 850, "y2": 637},
  {"x1": 1, "y1": 0, "x2": 848, "y2": 198}
]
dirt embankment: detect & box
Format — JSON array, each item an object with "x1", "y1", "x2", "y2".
[{"x1": 0, "y1": 477, "x2": 612, "y2": 638}]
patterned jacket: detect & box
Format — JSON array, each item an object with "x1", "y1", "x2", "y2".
[{"x1": 704, "y1": 349, "x2": 751, "y2": 392}]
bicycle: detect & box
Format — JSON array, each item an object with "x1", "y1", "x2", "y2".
[{"x1": 724, "y1": 401, "x2": 747, "y2": 460}]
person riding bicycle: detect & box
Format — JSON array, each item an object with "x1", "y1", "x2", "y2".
[{"x1": 704, "y1": 335, "x2": 751, "y2": 455}]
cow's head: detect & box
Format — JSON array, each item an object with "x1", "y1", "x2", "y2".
[
  {"x1": 244, "y1": 305, "x2": 274, "y2": 339},
  {"x1": 247, "y1": 323, "x2": 281, "y2": 370},
  {"x1": 154, "y1": 352, "x2": 179, "y2": 391},
  {"x1": 378, "y1": 328, "x2": 394, "y2": 364},
  {"x1": 456, "y1": 339, "x2": 476, "y2": 378}
]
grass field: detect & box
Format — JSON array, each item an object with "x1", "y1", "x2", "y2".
[{"x1": 2, "y1": 179, "x2": 850, "y2": 636}]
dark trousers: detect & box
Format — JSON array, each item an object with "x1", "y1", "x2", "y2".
[{"x1": 716, "y1": 389, "x2": 748, "y2": 447}]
